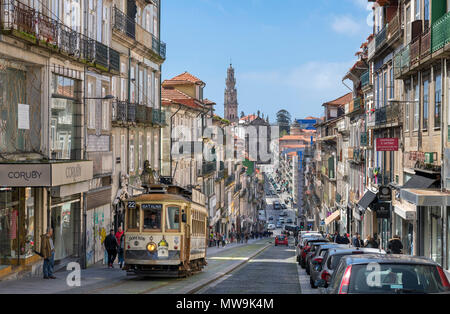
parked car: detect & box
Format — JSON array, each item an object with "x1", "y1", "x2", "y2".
[
  {"x1": 305, "y1": 242, "x2": 331, "y2": 275},
  {"x1": 316, "y1": 254, "x2": 450, "y2": 294},
  {"x1": 311, "y1": 247, "x2": 385, "y2": 289},
  {"x1": 297, "y1": 237, "x2": 326, "y2": 267},
  {"x1": 267, "y1": 224, "x2": 276, "y2": 230},
  {"x1": 297, "y1": 231, "x2": 322, "y2": 245},
  {"x1": 281, "y1": 204, "x2": 287, "y2": 210},
  {"x1": 275, "y1": 235, "x2": 289, "y2": 246}
]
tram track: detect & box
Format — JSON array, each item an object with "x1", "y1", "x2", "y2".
[{"x1": 187, "y1": 242, "x2": 272, "y2": 294}]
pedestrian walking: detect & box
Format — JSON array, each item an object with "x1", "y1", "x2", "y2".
[
  {"x1": 40, "y1": 228, "x2": 56, "y2": 279},
  {"x1": 387, "y1": 235, "x2": 403, "y2": 254},
  {"x1": 117, "y1": 232, "x2": 125, "y2": 269},
  {"x1": 222, "y1": 234, "x2": 226, "y2": 247},
  {"x1": 352, "y1": 233, "x2": 363, "y2": 247},
  {"x1": 115, "y1": 226, "x2": 124, "y2": 246},
  {"x1": 364, "y1": 235, "x2": 379, "y2": 248},
  {"x1": 104, "y1": 229, "x2": 119, "y2": 268}
]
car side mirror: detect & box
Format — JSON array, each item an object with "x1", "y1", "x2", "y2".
[
  {"x1": 182, "y1": 213, "x2": 187, "y2": 223},
  {"x1": 315, "y1": 279, "x2": 326, "y2": 288}
]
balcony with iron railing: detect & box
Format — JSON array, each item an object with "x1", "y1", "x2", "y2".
[
  {"x1": 0, "y1": 0, "x2": 120, "y2": 73},
  {"x1": 432, "y1": 11, "x2": 450, "y2": 53},
  {"x1": 360, "y1": 132, "x2": 368, "y2": 147},
  {"x1": 152, "y1": 108, "x2": 166, "y2": 126},
  {"x1": 393, "y1": 44, "x2": 410, "y2": 78},
  {"x1": 225, "y1": 174, "x2": 235, "y2": 187},
  {"x1": 374, "y1": 101, "x2": 402, "y2": 126},
  {"x1": 375, "y1": 25, "x2": 388, "y2": 50},
  {"x1": 361, "y1": 71, "x2": 370, "y2": 88},
  {"x1": 112, "y1": 6, "x2": 166, "y2": 60},
  {"x1": 199, "y1": 161, "x2": 216, "y2": 177}
]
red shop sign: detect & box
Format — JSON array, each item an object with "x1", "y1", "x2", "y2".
[{"x1": 376, "y1": 138, "x2": 399, "y2": 151}]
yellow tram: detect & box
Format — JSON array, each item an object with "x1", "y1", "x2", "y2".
[{"x1": 122, "y1": 184, "x2": 208, "y2": 277}]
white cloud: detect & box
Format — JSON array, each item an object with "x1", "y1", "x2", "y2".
[
  {"x1": 350, "y1": 0, "x2": 369, "y2": 10},
  {"x1": 331, "y1": 15, "x2": 361, "y2": 36}
]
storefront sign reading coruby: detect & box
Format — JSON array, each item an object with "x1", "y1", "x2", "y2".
[
  {"x1": 0, "y1": 164, "x2": 51, "y2": 187},
  {"x1": 0, "y1": 161, "x2": 93, "y2": 187}
]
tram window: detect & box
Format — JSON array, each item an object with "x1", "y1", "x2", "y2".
[
  {"x1": 166, "y1": 206, "x2": 180, "y2": 231},
  {"x1": 143, "y1": 207, "x2": 161, "y2": 230},
  {"x1": 127, "y1": 207, "x2": 140, "y2": 230}
]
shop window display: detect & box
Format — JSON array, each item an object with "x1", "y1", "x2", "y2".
[{"x1": 0, "y1": 188, "x2": 36, "y2": 267}]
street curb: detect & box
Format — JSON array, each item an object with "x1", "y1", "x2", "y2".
[{"x1": 179, "y1": 242, "x2": 272, "y2": 294}]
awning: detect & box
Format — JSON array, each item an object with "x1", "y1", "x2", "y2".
[
  {"x1": 394, "y1": 205, "x2": 416, "y2": 220},
  {"x1": 403, "y1": 174, "x2": 439, "y2": 189},
  {"x1": 325, "y1": 210, "x2": 340, "y2": 225},
  {"x1": 401, "y1": 189, "x2": 450, "y2": 206},
  {"x1": 357, "y1": 190, "x2": 377, "y2": 210}
]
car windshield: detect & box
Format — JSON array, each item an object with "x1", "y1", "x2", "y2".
[{"x1": 348, "y1": 264, "x2": 449, "y2": 294}]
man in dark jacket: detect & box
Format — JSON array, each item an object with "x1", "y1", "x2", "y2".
[
  {"x1": 388, "y1": 235, "x2": 403, "y2": 254},
  {"x1": 352, "y1": 233, "x2": 363, "y2": 247},
  {"x1": 104, "y1": 229, "x2": 118, "y2": 268},
  {"x1": 40, "y1": 228, "x2": 56, "y2": 279}
]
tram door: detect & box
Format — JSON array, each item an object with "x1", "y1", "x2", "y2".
[{"x1": 184, "y1": 223, "x2": 191, "y2": 263}]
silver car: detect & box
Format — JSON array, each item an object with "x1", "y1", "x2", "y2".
[{"x1": 310, "y1": 247, "x2": 386, "y2": 289}]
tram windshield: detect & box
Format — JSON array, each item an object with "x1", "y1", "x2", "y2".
[
  {"x1": 166, "y1": 206, "x2": 180, "y2": 231},
  {"x1": 143, "y1": 205, "x2": 162, "y2": 230}
]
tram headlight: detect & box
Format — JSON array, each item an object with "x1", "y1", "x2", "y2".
[{"x1": 147, "y1": 242, "x2": 157, "y2": 252}]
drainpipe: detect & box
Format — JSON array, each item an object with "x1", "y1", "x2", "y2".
[{"x1": 170, "y1": 104, "x2": 182, "y2": 178}]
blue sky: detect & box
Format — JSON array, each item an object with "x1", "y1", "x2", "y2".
[{"x1": 161, "y1": 0, "x2": 373, "y2": 122}]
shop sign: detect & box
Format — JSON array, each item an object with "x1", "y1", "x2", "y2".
[
  {"x1": 378, "y1": 186, "x2": 392, "y2": 202},
  {"x1": 0, "y1": 164, "x2": 51, "y2": 187},
  {"x1": 51, "y1": 161, "x2": 93, "y2": 186},
  {"x1": 373, "y1": 202, "x2": 391, "y2": 219},
  {"x1": 376, "y1": 138, "x2": 399, "y2": 151}
]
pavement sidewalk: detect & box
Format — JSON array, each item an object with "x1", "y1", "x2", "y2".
[{"x1": 0, "y1": 238, "x2": 272, "y2": 294}]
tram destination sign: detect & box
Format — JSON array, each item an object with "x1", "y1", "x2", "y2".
[{"x1": 141, "y1": 204, "x2": 163, "y2": 210}]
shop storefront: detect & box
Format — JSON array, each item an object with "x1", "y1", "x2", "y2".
[
  {"x1": 373, "y1": 202, "x2": 392, "y2": 251},
  {"x1": 401, "y1": 188, "x2": 450, "y2": 267},
  {"x1": 419, "y1": 206, "x2": 444, "y2": 266},
  {"x1": 393, "y1": 200, "x2": 415, "y2": 256},
  {"x1": 0, "y1": 160, "x2": 92, "y2": 273},
  {"x1": 0, "y1": 187, "x2": 43, "y2": 272}
]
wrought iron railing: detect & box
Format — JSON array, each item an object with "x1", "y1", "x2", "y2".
[
  {"x1": 361, "y1": 71, "x2": 370, "y2": 87},
  {"x1": 0, "y1": 0, "x2": 120, "y2": 72},
  {"x1": 152, "y1": 108, "x2": 166, "y2": 125},
  {"x1": 136, "y1": 104, "x2": 147, "y2": 123},
  {"x1": 199, "y1": 161, "x2": 216, "y2": 176},
  {"x1": 112, "y1": 6, "x2": 166, "y2": 59},
  {"x1": 432, "y1": 11, "x2": 450, "y2": 53},
  {"x1": 375, "y1": 25, "x2": 388, "y2": 49},
  {"x1": 360, "y1": 132, "x2": 368, "y2": 147},
  {"x1": 225, "y1": 174, "x2": 235, "y2": 186},
  {"x1": 112, "y1": 100, "x2": 128, "y2": 123},
  {"x1": 127, "y1": 102, "x2": 136, "y2": 122}
]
